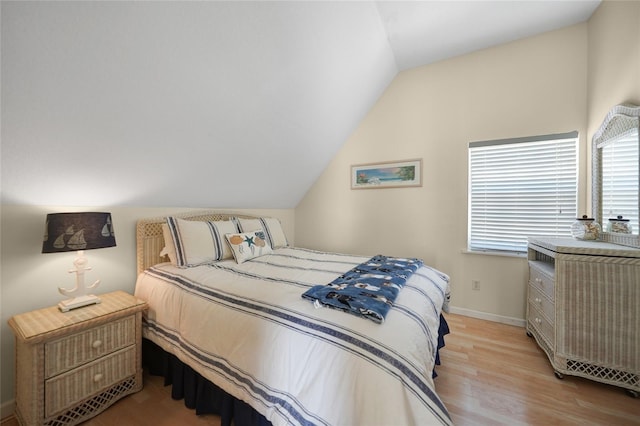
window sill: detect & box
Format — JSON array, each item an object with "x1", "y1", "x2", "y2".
[{"x1": 462, "y1": 249, "x2": 527, "y2": 259}]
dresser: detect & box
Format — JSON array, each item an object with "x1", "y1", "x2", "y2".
[
  {"x1": 8, "y1": 291, "x2": 148, "y2": 425},
  {"x1": 527, "y1": 237, "x2": 640, "y2": 396}
]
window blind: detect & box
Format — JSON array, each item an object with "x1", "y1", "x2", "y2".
[
  {"x1": 468, "y1": 132, "x2": 578, "y2": 253},
  {"x1": 601, "y1": 131, "x2": 639, "y2": 228}
]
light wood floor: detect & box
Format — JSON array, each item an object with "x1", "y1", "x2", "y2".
[
  {"x1": 2, "y1": 313, "x2": 638, "y2": 425},
  {"x1": 436, "y1": 314, "x2": 639, "y2": 425}
]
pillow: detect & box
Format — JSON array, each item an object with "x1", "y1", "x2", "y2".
[
  {"x1": 160, "y1": 223, "x2": 177, "y2": 265},
  {"x1": 225, "y1": 230, "x2": 273, "y2": 264},
  {"x1": 166, "y1": 217, "x2": 238, "y2": 267},
  {"x1": 236, "y1": 217, "x2": 288, "y2": 249}
]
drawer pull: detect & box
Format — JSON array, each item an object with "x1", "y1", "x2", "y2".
[
  {"x1": 93, "y1": 373, "x2": 104, "y2": 383},
  {"x1": 91, "y1": 340, "x2": 103, "y2": 349},
  {"x1": 535, "y1": 317, "x2": 542, "y2": 324},
  {"x1": 535, "y1": 297, "x2": 542, "y2": 304},
  {"x1": 535, "y1": 278, "x2": 542, "y2": 284}
]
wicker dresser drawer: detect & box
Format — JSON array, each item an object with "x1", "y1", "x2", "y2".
[
  {"x1": 45, "y1": 345, "x2": 136, "y2": 418},
  {"x1": 528, "y1": 264, "x2": 555, "y2": 301},
  {"x1": 528, "y1": 301, "x2": 554, "y2": 348},
  {"x1": 45, "y1": 315, "x2": 136, "y2": 378},
  {"x1": 528, "y1": 284, "x2": 555, "y2": 323}
]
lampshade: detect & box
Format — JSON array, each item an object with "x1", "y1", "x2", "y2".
[
  {"x1": 42, "y1": 212, "x2": 116, "y2": 312},
  {"x1": 43, "y1": 212, "x2": 116, "y2": 253}
]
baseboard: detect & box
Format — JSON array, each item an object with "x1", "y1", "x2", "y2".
[
  {"x1": 448, "y1": 306, "x2": 526, "y2": 328},
  {"x1": 0, "y1": 400, "x2": 14, "y2": 422}
]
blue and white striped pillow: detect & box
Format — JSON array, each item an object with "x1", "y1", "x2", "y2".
[{"x1": 166, "y1": 217, "x2": 238, "y2": 267}]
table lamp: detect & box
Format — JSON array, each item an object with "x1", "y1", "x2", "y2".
[{"x1": 42, "y1": 212, "x2": 116, "y2": 312}]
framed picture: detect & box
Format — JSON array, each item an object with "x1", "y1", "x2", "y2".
[{"x1": 351, "y1": 159, "x2": 422, "y2": 189}]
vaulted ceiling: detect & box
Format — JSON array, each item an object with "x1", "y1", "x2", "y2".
[{"x1": 1, "y1": 1, "x2": 600, "y2": 208}]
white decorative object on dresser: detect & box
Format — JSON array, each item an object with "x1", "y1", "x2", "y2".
[
  {"x1": 527, "y1": 237, "x2": 640, "y2": 397},
  {"x1": 8, "y1": 291, "x2": 147, "y2": 425}
]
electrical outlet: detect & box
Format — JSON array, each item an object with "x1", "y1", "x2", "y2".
[{"x1": 472, "y1": 280, "x2": 481, "y2": 291}]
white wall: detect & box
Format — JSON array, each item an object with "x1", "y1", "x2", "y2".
[
  {"x1": 295, "y1": 23, "x2": 590, "y2": 325},
  {"x1": 295, "y1": 0, "x2": 640, "y2": 328},
  {"x1": 0, "y1": 205, "x2": 294, "y2": 413},
  {"x1": 587, "y1": 1, "x2": 640, "y2": 140},
  {"x1": 0, "y1": 1, "x2": 395, "y2": 209}
]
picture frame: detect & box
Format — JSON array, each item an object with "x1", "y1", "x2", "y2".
[{"x1": 351, "y1": 159, "x2": 422, "y2": 189}]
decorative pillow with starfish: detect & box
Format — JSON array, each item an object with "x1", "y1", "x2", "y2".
[{"x1": 225, "y1": 230, "x2": 273, "y2": 264}]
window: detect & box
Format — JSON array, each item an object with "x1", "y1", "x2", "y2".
[{"x1": 468, "y1": 132, "x2": 578, "y2": 253}]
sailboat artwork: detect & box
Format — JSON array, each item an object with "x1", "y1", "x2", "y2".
[
  {"x1": 44, "y1": 216, "x2": 114, "y2": 252},
  {"x1": 67, "y1": 230, "x2": 87, "y2": 250},
  {"x1": 51, "y1": 226, "x2": 88, "y2": 250},
  {"x1": 101, "y1": 216, "x2": 114, "y2": 238}
]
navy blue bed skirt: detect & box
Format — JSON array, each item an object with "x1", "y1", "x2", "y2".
[{"x1": 143, "y1": 314, "x2": 450, "y2": 426}]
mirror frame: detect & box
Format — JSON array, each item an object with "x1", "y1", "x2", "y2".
[{"x1": 592, "y1": 103, "x2": 640, "y2": 248}]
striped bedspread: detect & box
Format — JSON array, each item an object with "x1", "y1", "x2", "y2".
[{"x1": 134, "y1": 247, "x2": 452, "y2": 426}]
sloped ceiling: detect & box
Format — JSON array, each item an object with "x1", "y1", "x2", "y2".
[{"x1": 1, "y1": 1, "x2": 600, "y2": 208}]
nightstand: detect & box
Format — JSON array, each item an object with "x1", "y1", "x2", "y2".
[{"x1": 8, "y1": 291, "x2": 148, "y2": 425}]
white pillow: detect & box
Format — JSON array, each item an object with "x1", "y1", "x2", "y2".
[
  {"x1": 166, "y1": 217, "x2": 238, "y2": 267},
  {"x1": 225, "y1": 230, "x2": 273, "y2": 264},
  {"x1": 160, "y1": 223, "x2": 177, "y2": 265},
  {"x1": 237, "y1": 217, "x2": 288, "y2": 249}
]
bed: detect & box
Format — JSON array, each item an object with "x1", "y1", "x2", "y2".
[{"x1": 134, "y1": 211, "x2": 452, "y2": 425}]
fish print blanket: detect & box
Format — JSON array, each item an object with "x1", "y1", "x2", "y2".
[{"x1": 302, "y1": 254, "x2": 423, "y2": 323}]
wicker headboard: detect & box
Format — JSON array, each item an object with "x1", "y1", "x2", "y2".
[{"x1": 135, "y1": 210, "x2": 260, "y2": 275}]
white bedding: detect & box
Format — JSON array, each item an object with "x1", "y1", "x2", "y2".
[{"x1": 134, "y1": 247, "x2": 452, "y2": 425}]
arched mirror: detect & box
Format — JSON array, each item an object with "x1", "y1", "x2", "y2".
[{"x1": 592, "y1": 103, "x2": 640, "y2": 248}]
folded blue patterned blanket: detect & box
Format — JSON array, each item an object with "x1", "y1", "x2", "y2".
[{"x1": 302, "y1": 255, "x2": 423, "y2": 323}]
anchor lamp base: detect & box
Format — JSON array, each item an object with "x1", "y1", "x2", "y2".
[{"x1": 58, "y1": 294, "x2": 101, "y2": 312}]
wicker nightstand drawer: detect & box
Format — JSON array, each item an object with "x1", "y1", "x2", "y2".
[
  {"x1": 528, "y1": 264, "x2": 555, "y2": 301},
  {"x1": 45, "y1": 346, "x2": 136, "y2": 418},
  {"x1": 45, "y1": 315, "x2": 136, "y2": 378}
]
